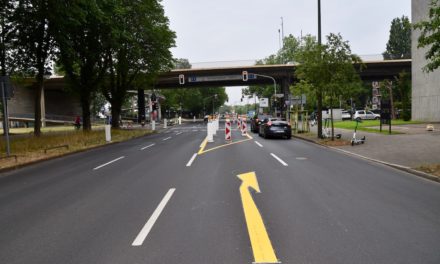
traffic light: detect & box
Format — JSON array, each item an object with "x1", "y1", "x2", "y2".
[
  {"x1": 151, "y1": 93, "x2": 157, "y2": 102},
  {"x1": 242, "y1": 71, "x2": 248, "y2": 82},
  {"x1": 179, "y1": 74, "x2": 185, "y2": 85}
]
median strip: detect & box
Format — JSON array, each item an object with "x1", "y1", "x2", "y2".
[
  {"x1": 93, "y1": 156, "x2": 125, "y2": 170},
  {"x1": 132, "y1": 188, "x2": 176, "y2": 246}
]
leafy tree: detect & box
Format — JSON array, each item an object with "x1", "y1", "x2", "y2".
[
  {"x1": 15, "y1": 0, "x2": 59, "y2": 136},
  {"x1": 395, "y1": 71, "x2": 411, "y2": 120},
  {"x1": 174, "y1": 58, "x2": 191, "y2": 69},
  {"x1": 55, "y1": 0, "x2": 111, "y2": 131},
  {"x1": 100, "y1": 0, "x2": 176, "y2": 128},
  {"x1": 414, "y1": 0, "x2": 440, "y2": 72},
  {"x1": 383, "y1": 16, "x2": 411, "y2": 60},
  {"x1": 0, "y1": 0, "x2": 18, "y2": 76},
  {"x1": 295, "y1": 33, "x2": 363, "y2": 139}
]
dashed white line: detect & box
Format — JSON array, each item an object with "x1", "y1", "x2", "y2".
[
  {"x1": 132, "y1": 188, "x2": 176, "y2": 246},
  {"x1": 141, "y1": 143, "x2": 155, "y2": 150},
  {"x1": 175, "y1": 132, "x2": 183, "y2": 135},
  {"x1": 255, "y1": 141, "x2": 263, "y2": 148},
  {"x1": 186, "y1": 153, "x2": 198, "y2": 167},
  {"x1": 270, "y1": 153, "x2": 288, "y2": 166},
  {"x1": 93, "y1": 156, "x2": 125, "y2": 170},
  {"x1": 162, "y1": 137, "x2": 172, "y2": 141},
  {"x1": 192, "y1": 130, "x2": 198, "y2": 132}
]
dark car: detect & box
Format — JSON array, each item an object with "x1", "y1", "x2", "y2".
[
  {"x1": 250, "y1": 114, "x2": 272, "y2": 133},
  {"x1": 258, "y1": 118, "x2": 291, "y2": 139}
]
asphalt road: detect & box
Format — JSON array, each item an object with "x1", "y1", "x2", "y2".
[{"x1": 0, "y1": 122, "x2": 439, "y2": 264}]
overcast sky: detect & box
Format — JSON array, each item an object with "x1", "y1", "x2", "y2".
[{"x1": 161, "y1": 0, "x2": 411, "y2": 105}]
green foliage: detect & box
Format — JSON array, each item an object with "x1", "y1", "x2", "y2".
[
  {"x1": 414, "y1": 0, "x2": 440, "y2": 72},
  {"x1": 173, "y1": 58, "x2": 192, "y2": 69},
  {"x1": 395, "y1": 71, "x2": 411, "y2": 121},
  {"x1": 383, "y1": 16, "x2": 411, "y2": 60}
]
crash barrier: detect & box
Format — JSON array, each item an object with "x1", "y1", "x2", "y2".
[
  {"x1": 225, "y1": 119, "x2": 231, "y2": 141},
  {"x1": 241, "y1": 118, "x2": 247, "y2": 136}
]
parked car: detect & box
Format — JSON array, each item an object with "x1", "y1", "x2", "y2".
[
  {"x1": 250, "y1": 114, "x2": 271, "y2": 133},
  {"x1": 353, "y1": 110, "x2": 380, "y2": 121},
  {"x1": 258, "y1": 118, "x2": 291, "y2": 139},
  {"x1": 341, "y1": 110, "x2": 351, "y2": 121}
]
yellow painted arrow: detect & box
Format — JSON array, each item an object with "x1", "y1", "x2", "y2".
[{"x1": 237, "y1": 172, "x2": 279, "y2": 263}]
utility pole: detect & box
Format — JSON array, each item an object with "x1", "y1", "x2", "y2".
[{"x1": 316, "y1": 0, "x2": 323, "y2": 139}]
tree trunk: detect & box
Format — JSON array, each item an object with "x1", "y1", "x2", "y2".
[
  {"x1": 317, "y1": 89, "x2": 323, "y2": 138},
  {"x1": 111, "y1": 100, "x2": 122, "y2": 129},
  {"x1": 80, "y1": 90, "x2": 92, "y2": 131},
  {"x1": 34, "y1": 79, "x2": 43, "y2": 137}
]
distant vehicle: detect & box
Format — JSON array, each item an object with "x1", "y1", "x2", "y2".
[
  {"x1": 353, "y1": 110, "x2": 380, "y2": 121},
  {"x1": 258, "y1": 117, "x2": 291, "y2": 139},
  {"x1": 341, "y1": 110, "x2": 351, "y2": 121},
  {"x1": 250, "y1": 114, "x2": 272, "y2": 133},
  {"x1": 203, "y1": 115, "x2": 209, "y2": 122}
]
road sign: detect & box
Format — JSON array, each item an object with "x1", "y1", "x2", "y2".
[
  {"x1": 259, "y1": 98, "x2": 269, "y2": 107},
  {"x1": 242, "y1": 71, "x2": 248, "y2": 81},
  {"x1": 179, "y1": 74, "x2": 185, "y2": 85}
]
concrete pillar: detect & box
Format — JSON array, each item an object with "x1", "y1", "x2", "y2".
[
  {"x1": 137, "y1": 89, "x2": 145, "y2": 123},
  {"x1": 41, "y1": 87, "x2": 46, "y2": 127}
]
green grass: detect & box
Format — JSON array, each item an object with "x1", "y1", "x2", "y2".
[
  {"x1": 332, "y1": 119, "x2": 422, "y2": 134},
  {"x1": 0, "y1": 128, "x2": 153, "y2": 169}
]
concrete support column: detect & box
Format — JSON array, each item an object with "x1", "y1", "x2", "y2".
[
  {"x1": 137, "y1": 89, "x2": 145, "y2": 123},
  {"x1": 41, "y1": 87, "x2": 46, "y2": 127}
]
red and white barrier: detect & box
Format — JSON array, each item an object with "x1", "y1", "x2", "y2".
[
  {"x1": 241, "y1": 118, "x2": 247, "y2": 136},
  {"x1": 237, "y1": 117, "x2": 241, "y2": 130},
  {"x1": 225, "y1": 119, "x2": 231, "y2": 141}
]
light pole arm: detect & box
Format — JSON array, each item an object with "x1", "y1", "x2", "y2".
[{"x1": 251, "y1": 73, "x2": 277, "y2": 116}]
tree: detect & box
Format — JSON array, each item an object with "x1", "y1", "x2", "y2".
[
  {"x1": 383, "y1": 16, "x2": 411, "y2": 60},
  {"x1": 101, "y1": 0, "x2": 176, "y2": 128},
  {"x1": 174, "y1": 58, "x2": 191, "y2": 69},
  {"x1": 414, "y1": 0, "x2": 440, "y2": 72},
  {"x1": 395, "y1": 71, "x2": 411, "y2": 120},
  {"x1": 0, "y1": 0, "x2": 18, "y2": 76},
  {"x1": 55, "y1": 0, "x2": 111, "y2": 131},
  {"x1": 15, "y1": 0, "x2": 58, "y2": 136},
  {"x1": 295, "y1": 33, "x2": 363, "y2": 140}
]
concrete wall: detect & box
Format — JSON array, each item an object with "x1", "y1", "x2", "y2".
[{"x1": 412, "y1": 0, "x2": 440, "y2": 121}]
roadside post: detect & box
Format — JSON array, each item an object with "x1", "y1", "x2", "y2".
[
  {"x1": 178, "y1": 116, "x2": 182, "y2": 125},
  {"x1": 105, "y1": 123, "x2": 111, "y2": 142},
  {"x1": 225, "y1": 119, "x2": 231, "y2": 142},
  {"x1": 0, "y1": 76, "x2": 12, "y2": 155},
  {"x1": 163, "y1": 118, "x2": 167, "y2": 129},
  {"x1": 152, "y1": 120, "x2": 156, "y2": 131}
]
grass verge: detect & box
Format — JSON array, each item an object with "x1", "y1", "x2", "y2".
[
  {"x1": 416, "y1": 164, "x2": 440, "y2": 178},
  {"x1": 333, "y1": 120, "x2": 422, "y2": 134},
  {"x1": 0, "y1": 128, "x2": 154, "y2": 170}
]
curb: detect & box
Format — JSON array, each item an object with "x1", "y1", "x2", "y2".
[{"x1": 292, "y1": 135, "x2": 439, "y2": 183}]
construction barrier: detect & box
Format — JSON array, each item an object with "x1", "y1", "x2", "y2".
[
  {"x1": 241, "y1": 118, "x2": 247, "y2": 136},
  {"x1": 237, "y1": 117, "x2": 241, "y2": 130},
  {"x1": 225, "y1": 119, "x2": 231, "y2": 141}
]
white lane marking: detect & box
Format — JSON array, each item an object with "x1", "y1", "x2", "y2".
[
  {"x1": 192, "y1": 130, "x2": 198, "y2": 132},
  {"x1": 255, "y1": 141, "x2": 263, "y2": 148},
  {"x1": 186, "y1": 153, "x2": 198, "y2": 167},
  {"x1": 141, "y1": 144, "x2": 155, "y2": 151},
  {"x1": 162, "y1": 137, "x2": 172, "y2": 141},
  {"x1": 93, "y1": 156, "x2": 125, "y2": 170},
  {"x1": 175, "y1": 132, "x2": 183, "y2": 135},
  {"x1": 296, "y1": 157, "x2": 307, "y2": 160},
  {"x1": 132, "y1": 188, "x2": 176, "y2": 246},
  {"x1": 270, "y1": 153, "x2": 288, "y2": 166}
]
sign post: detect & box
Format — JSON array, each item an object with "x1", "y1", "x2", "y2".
[{"x1": 1, "y1": 76, "x2": 12, "y2": 156}]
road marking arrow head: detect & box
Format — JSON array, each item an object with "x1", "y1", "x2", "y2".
[{"x1": 237, "y1": 171, "x2": 261, "y2": 193}]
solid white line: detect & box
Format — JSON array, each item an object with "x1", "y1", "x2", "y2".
[
  {"x1": 162, "y1": 137, "x2": 172, "y2": 141},
  {"x1": 93, "y1": 156, "x2": 125, "y2": 170},
  {"x1": 270, "y1": 153, "x2": 288, "y2": 166},
  {"x1": 255, "y1": 141, "x2": 263, "y2": 148},
  {"x1": 186, "y1": 153, "x2": 198, "y2": 167},
  {"x1": 141, "y1": 143, "x2": 155, "y2": 150},
  {"x1": 132, "y1": 188, "x2": 176, "y2": 246}
]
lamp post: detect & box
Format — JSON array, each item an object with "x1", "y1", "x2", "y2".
[{"x1": 316, "y1": 0, "x2": 323, "y2": 139}]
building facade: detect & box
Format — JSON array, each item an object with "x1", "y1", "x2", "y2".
[{"x1": 412, "y1": 0, "x2": 440, "y2": 121}]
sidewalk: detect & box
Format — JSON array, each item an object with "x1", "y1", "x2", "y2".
[{"x1": 294, "y1": 122, "x2": 440, "y2": 180}]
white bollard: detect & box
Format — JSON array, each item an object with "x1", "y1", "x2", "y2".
[
  {"x1": 193, "y1": 116, "x2": 196, "y2": 122},
  {"x1": 178, "y1": 116, "x2": 182, "y2": 125},
  {"x1": 105, "y1": 124, "x2": 111, "y2": 142},
  {"x1": 152, "y1": 120, "x2": 156, "y2": 131},
  {"x1": 213, "y1": 119, "x2": 217, "y2": 136},
  {"x1": 164, "y1": 118, "x2": 167, "y2": 129},
  {"x1": 207, "y1": 122, "x2": 214, "y2": 142}
]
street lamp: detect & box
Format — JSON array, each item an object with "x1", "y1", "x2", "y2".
[{"x1": 248, "y1": 73, "x2": 277, "y2": 117}]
